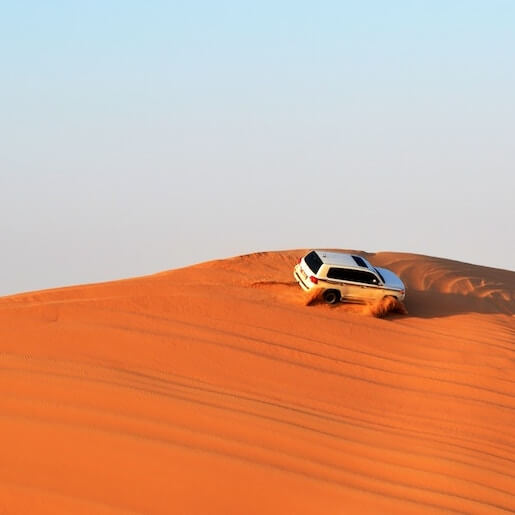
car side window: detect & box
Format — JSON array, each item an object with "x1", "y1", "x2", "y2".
[
  {"x1": 327, "y1": 268, "x2": 380, "y2": 285},
  {"x1": 327, "y1": 268, "x2": 354, "y2": 281},
  {"x1": 359, "y1": 272, "x2": 380, "y2": 285}
]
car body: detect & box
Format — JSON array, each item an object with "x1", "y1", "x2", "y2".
[{"x1": 294, "y1": 250, "x2": 406, "y2": 304}]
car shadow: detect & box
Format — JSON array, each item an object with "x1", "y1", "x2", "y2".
[{"x1": 401, "y1": 288, "x2": 514, "y2": 319}]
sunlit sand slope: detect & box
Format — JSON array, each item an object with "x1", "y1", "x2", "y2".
[{"x1": 0, "y1": 250, "x2": 514, "y2": 514}]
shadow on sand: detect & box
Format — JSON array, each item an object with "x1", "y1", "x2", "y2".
[{"x1": 402, "y1": 289, "x2": 514, "y2": 319}]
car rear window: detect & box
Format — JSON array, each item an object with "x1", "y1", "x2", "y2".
[
  {"x1": 304, "y1": 251, "x2": 323, "y2": 274},
  {"x1": 327, "y1": 268, "x2": 379, "y2": 285}
]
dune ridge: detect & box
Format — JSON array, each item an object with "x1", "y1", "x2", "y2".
[{"x1": 0, "y1": 249, "x2": 514, "y2": 514}]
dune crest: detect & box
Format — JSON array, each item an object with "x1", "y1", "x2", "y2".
[{"x1": 0, "y1": 250, "x2": 514, "y2": 514}]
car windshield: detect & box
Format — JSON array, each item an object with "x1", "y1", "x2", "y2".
[
  {"x1": 352, "y1": 255, "x2": 367, "y2": 267},
  {"x1": 374, "y1": 267, "x2": 385, "y2": 283}
]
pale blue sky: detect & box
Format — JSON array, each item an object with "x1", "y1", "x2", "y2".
[{"x1": 1, "y1": 1, "x2": 514, "y2": 295}]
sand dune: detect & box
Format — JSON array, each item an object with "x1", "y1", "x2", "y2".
[{"x1": 0, "y1": 249, "x2": 514, "y2": 514}]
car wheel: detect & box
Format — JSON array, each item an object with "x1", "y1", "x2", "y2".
[
  {"x1": 323, "y1": 289, "x2": 341, "y2": 304},
  {"x1": 383, "y1": 295, "x2": 398, "y2": 301}
]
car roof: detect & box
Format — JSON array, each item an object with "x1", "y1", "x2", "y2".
[{"x1": 313, "y1": 250, "x2": 374, "y2": 271}]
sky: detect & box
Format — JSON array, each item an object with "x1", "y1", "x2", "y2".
[{"x1": 1, "y1": 0, "x2": 514, "y2": 296}]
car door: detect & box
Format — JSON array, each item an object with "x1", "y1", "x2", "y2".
[
  {"x1": 342, "y1": 269, "x2": 369, "y2": 301},
  {"x1": 336, "y1": 269, "x2": 382, "y2": 302},
  {"x1": 325, "y1": 267, "x2": 351, "y2": 298},
  {"x1": 357, "y1": 271, "x2": 384, "y2": 302}
]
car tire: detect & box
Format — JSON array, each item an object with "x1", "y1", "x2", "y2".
[
  {"x1": 323, "y1": 289, "x2": 341, "y2": 305},
  {"x1": 383, "y1": 295, "x2": 398, "y2": 301}
]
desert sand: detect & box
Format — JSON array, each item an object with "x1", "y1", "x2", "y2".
[{"x1": 0, "y1": 249, "x2": 514, "y2": 514}]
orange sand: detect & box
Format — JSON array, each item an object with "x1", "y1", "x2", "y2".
[{"x1": 0, "y1": 250, "x2": 514, "y2": 514}]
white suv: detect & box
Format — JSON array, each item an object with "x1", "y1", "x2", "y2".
[{"x1": 294, "y1": 250, "x2": 406, "y2": 304}]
